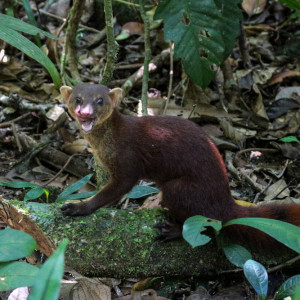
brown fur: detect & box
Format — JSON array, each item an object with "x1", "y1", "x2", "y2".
[{"x1": 60, "y1": 84, "x2": 300, "y2": 247}]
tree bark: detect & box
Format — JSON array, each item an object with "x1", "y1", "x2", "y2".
[{"x1": 0, "y1": 199, "x2": 298, "y2": 278}]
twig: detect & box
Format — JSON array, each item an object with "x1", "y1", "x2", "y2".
[
  {"x1": 139, "y1": 0, "x2": 151, "y2": 115},
  {"x1": 163, "y1": 42, "x2": 174, "y2": 115},
  {"x1": 55, "y1": 15, "x2": 69, "y2": 74},
  {"x1": 253, "y1": 179, "x2": 273, "y2": 204},
  {"x1": 65, "y1": 0, "x2": 86, "y2": 83},
  {"x1": 234, "y1": 148, "x2": 279, "y2": 164},
  {"x1": 41, "y1": 154, "x2": 79, "y2": 187},
  {"x1": 238, "y1": 22, "x2": 252, "y2": 69},
  {"x1": 101, "y1": 0, "x2": 119, "y2": 85},
  {"x1": 30, "y1": 6, "x2": 103, "y2": 33},
  {"x1": 0, "y1": 112, "x2": 31, "y2": 128},
  {"x1": 267, "y1": 255, "x2": 300, "y2": 273},
  {"x1": 11, "y1": 123, "x2": 22, "y2": 152}
]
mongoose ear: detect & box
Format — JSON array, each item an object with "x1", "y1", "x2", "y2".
[
  {"x1": 108, "y1": 88, "x2": 123, "y2": 107},
  {"x1": 60, "y1": 86, "x2": 73, "y2": 102}
]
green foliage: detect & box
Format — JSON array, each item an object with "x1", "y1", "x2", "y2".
[
  {"x1": 0, "y1": 13, "x2": 61, "y2": 87},
  {"x1": 154, "y1": 0, "x2": 242, "y2": 88},
  {"x1": 278, "y1": 0, "x2": 300, "y2": 10},
  {"x1": 22, "y1": 0, "x2": 41, "y2": 47},
  {"x1": 28, "y1": 239, "x2": 68, "y2": 300},
  {"x1": 0, "y1": 262, "x2": 39, "y2": 291},
  {"x1": 222, "y1": 243, "x2": 252, "y2": 268},
  {"x1": 0, "y1": 228, "x2": 37, "y2": 262},
  {"x1": 183, "y1": 215, "x2": 300, "y2": 299},
  {"x1": 0, "y1": 227, "x2": 67, "y2": 298},
  {"x1": 56, "y1": 174, "x2": 98, "y2": 202},
  {"x1": 0, "y1": 228, "x2": 39, "y2": 291},
  {"x1": 280, "y1": 136, "x2": 300, "y2": 144},
  {"x1": 274, "y1": 275, "x2": 300, "y2": 300},
  {"x1": 0, "y1": 181, "x2": 49, "y2": 202},
  {"x1": 0, "y1": 174, "x2": 98, "y2": 203},
  {"x1": 243, "y1": 260, "x2": 268, "y2": 300},
  {"x1": 224, "y1": 218, "x2": 300, "y2": 253},
  {"x1": 182, "y1": 215, "x2": 222, "y2": 247},
  {"x1": 126, "y1": 185, "x2": 159, "y2": 199}
]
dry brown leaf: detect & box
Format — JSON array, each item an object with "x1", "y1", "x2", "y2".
[
  {"x1": 251, "y1": 84, "x2": 269, "y2": 120},
  {"x1": 122, "y1": 22, "x2": 144, "y2": 35},
  {"x1": 242, "y1": 0, "x2": 267, "y2": 16},
  {"x1": 264, "y1": 179, "x2": 290, "y2": 201},
  {"x1": 70, "y1": 278, "x2": 111, "y2": 300},
  {"x1": 267, "y1": 71, "x2": 300, "y2": 86}
]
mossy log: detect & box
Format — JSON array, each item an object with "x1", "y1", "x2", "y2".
[{"x1": 0, "y1": 199, "x2": 297, "y2": 278}]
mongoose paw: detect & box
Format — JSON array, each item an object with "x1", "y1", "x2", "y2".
[
  {"x1": 154, "y1": 221, "x2": 182, "y2": 242},
  {"x1": 61, "y1": 202, "x2": 90, "y2": 216}
]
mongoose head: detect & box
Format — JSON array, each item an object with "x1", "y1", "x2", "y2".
[{"x1": 60, "y1": 84, "x2": 122, "y2": 133}]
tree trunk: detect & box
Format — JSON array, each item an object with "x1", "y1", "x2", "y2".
[{"x1": 0, "y1": 199, "x2": 297, "y2": 278}]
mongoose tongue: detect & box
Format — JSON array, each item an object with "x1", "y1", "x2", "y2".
[{"x1": 81, "y1": 120, "x2": 94, "y2": 132}]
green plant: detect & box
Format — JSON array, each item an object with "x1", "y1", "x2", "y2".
[
  {"x1": 0, "y1": 13, "x2": 61, "y2": 87},
  {"x1": 0, "y1": 227, "x2": 68, "y2": 299},
  {"x1": 0, "y1": 175, "x2": 159, "y2": 203},
  {"x1": 0, "y1": 181, "x2": 49, "y2": 202},
  {"x1": 183, "y1": 215, "x2": 300, "y2": 299},
  {"x1": 154, "y1": 0, "x2": 242, "y2": 88},
  {"x1": 280, "y1": 136, "x2": 300, "y2": 144}
]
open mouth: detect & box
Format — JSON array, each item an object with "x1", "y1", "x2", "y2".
[{"x1": 77, "y1": 117, "x2": 96, "y2": 133}]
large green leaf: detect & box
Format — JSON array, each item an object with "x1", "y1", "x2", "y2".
[
  {"x1": 0, "y1": 228, "x2": 37, "y2": 262},
  {"x1": 24, "y1": 186, "x2": 48, "y2": 202},
  {"x1": 278, "y1": 0, "x2": 300, "y2": 9},
  {"x1": 0, "y1": 25, "x2": 61, "y2": 87},
  {"x1": 222, "y1": 244, "x2": 252, "y2": 268},
  {"x1": 244, "y1": 260, "x2": 268, "y2": 300},
  {"x1": 0, "y1": 13, "x2": 57, "y2": 39},
  {"x1": 0, "y1": 181, "x2": 39, "y2": 188},
  {"x1": 126, "y1": 185, "x2": 159, "y2": 199},
  {"x1": 56, "y1": 174, "x2": 94, "y2": 202},
  {"x1": 183, "y1": 215, "x2": 222, "y2": 247},
  {"x1": 274, "y1": 275, "x2": 300, "y2": 300},
  {"x1": 224, "y1": 218, "x2": 300, "y2": 253},
  {"x1": 0, "y1": 261, "x2": 39, "y2": 291},
  {"x1": 154, "y1": 0, "x2": 242, "y2": 87},
  {"x1": 280, "y1": 136, "x2": 300, "y2": 144},
  {"x1": 28, "y1": 239, "x2": 68, "y2": 300}
]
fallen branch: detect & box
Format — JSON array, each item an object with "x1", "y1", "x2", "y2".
[{"x1": 0, "y1": 199, "x2": 298, "y2": 278}]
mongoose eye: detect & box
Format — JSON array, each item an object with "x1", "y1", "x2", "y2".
[
  {"x1": 75, "y1": 97, "x2": 81, "y2": 104},
  {"x1": 96, "y1": 98, "x2": 103, "y2": 105}
]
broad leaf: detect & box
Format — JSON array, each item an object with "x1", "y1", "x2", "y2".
[
  {"x1": 154, "y1": 0, "x2": 242, "y2": 87},
  {"x1": 24, "y1": 186, "x2": 47, "y2": 202},
  {"x1": 0, "y1": 261, "x2": 39, "y2": 291},
  {"x1": 274, "y1": 275, "x2": 300, "y2": 300},
  {"x1": 0, "y1": 13, "x2": 57, "y2": 39},
  {"x1": 280, "y1": 136, "x2": 300, "y2": 144},
  {"x1": 28, "y1": 239, "x2": 68, "y2": 300},
  {"x1": 244, "y1": 259, "x2": 268, "y2": 300},
  {"x1": 183, "y1": 215, "x2": 222, "y2": 247},
  {"x1": 0, "y1": 228, "x2": 37, "y2": 262},
  {"x1": 0, "y1": 181, "x2": 39, "y2": 188},
  {"x1": 278, "y1": 0, "x2": 300, "y2": 9},
  {"x1": 222, "y1": 244, "x2": 252, "y2": 268},
  {"x1": 126, "y1": 185, "x2": 159, "y2": 199},
  {"x1": 56, "y1": 174, "x2": 94, "y2": 202},
  {"x1": 0, "y1": 26, "x2": 61, "y2": 87},
  {"x1": 224, "y1": 218, "x2": 300, "y2": 253}
]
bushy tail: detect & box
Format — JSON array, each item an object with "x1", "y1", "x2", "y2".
[
  {"x1": 235, "y1": 202, "x2": 300, "y2": 226},
  {"x1": 223, "y1": 203, "x2": 300, "y2": 252}
]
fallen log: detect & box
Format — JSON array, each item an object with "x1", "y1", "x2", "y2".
[{"x1": 0, "y1": 198, "x2": 298, "y2": 278}]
